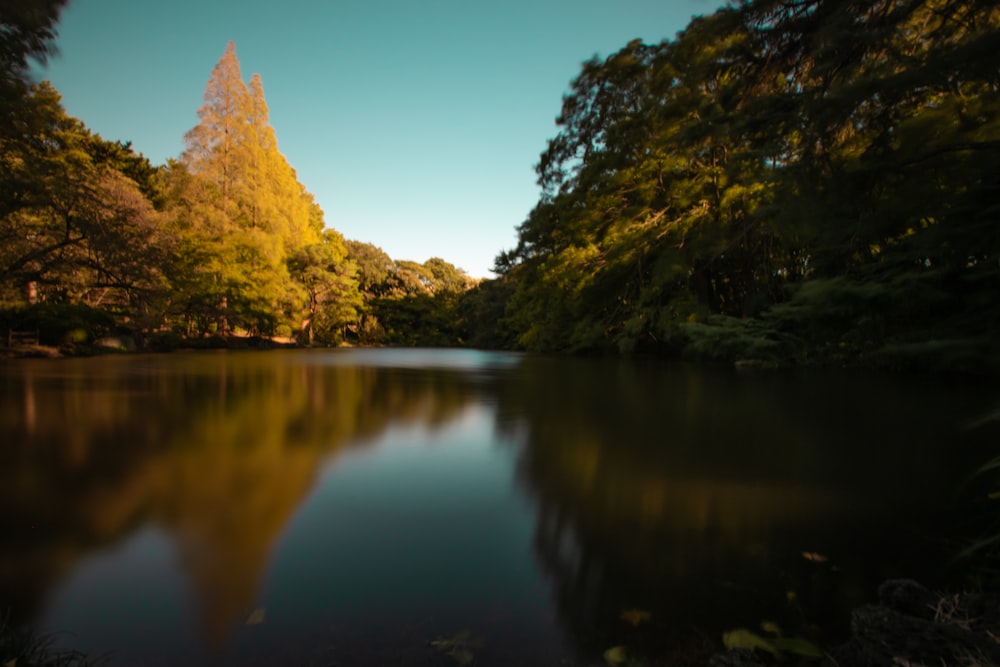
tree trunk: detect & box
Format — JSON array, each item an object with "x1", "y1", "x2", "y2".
[{"x1": 218, "y1": 294, "x2": 228, "y2": 334}]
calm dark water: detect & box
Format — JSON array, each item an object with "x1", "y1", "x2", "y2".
[{"x1": 1, "y1": 349, "x2": 998, "y2": 665}]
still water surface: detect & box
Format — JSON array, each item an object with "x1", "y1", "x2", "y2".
[{"x1": 1, "y1": 349, "x2": 998, "y2": 665}]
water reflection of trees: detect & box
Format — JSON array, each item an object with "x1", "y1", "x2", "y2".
[
  {"x1": 3, "y1": 351, "x2": 997, "y2": 662},
  {"x1": 499, "y1": 358, "x2": 998, "y2": 658},
  {"x1": 0, "y1": 350, "x2": 480, "y2": 642}
]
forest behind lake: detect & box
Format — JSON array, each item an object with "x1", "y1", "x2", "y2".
[
  {"x1": 2, "y1": 0, "x2": 998, "y2": 373},
  {"x1": 3, "y1": 2, "x2": 1000, "y2": 665}
]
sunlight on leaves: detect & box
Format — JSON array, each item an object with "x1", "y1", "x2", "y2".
[{"x1": 620, "y1": 608, "x2": 652, "y2": 626}]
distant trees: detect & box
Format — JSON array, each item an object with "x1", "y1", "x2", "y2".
[
  {"x1": 0, "y1": 40, "x2": 369, "y2": 346},
  {"x1": 489, "y1": 0, "x2": 1000, "y2": 371},
  {"x1": 0, "y1": 36, "x2": 477, "y2": 349},
  {"x1": 343, "y1": 240, "x2": 475, "y2": 346},
  {"x1": 6, "y1": 0, "x2": 995, "y2": 370},
  {"x1": 289, "y1": 230, "x2": 362, "y2": 344}
]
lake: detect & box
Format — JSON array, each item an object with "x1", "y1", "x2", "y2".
[{"x1": 1, "y1": 348, "x2": 998, "y2": 665}]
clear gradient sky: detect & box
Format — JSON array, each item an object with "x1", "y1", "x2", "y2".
[{"x1": 36, "y1": 0, "x2": 716, "y2": 278}]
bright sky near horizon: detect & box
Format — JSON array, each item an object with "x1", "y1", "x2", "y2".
[{"x1": 37, "y1": 0, "x2": 716, "y2": 278}]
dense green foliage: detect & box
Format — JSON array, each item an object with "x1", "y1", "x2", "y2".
[
  {"x1": 1, "y1": 81, "x2": 170, "y2": 319},
  {"x1": 486, "y1": 0, "x2": 999, "y2": 371},
  {"x1": 0, "y1": 36, "x2": 474, "y2": 348},
  {"x1": 343, "y1": 240, "x2": 476, "y2": 346},
  {"x1": 3, "y1": 0, "x2": 997, "y2": 370}
]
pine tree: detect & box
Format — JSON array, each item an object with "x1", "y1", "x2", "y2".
[{"x1": 182, "y1": 41, "x2": 253, "y2": 220}]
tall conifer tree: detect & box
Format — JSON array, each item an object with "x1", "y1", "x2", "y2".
[
  {"x1": 182, "y1": 41, "x2": 253, "y2": 218},
  {"x1": 170, "y1": 41, "x2": 350, "y2": 336}
]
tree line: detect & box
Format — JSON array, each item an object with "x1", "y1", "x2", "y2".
[
  {"x1": 476, "y1": 0, "x2": 999, "y2": 371},
  {"x1": 1, "y1": 26, "x2": 475, "y2": 348},
  {"x1": 3, "y1": 0, "x2": 998, "y2": 371}
]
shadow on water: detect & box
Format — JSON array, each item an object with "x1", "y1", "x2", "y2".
[
  {"x1": 0, "y1": 349, "x2": 997, "y2": 665},
  {"x1": 496, "y1": 356, "x2": 1000, "y2": 660}
]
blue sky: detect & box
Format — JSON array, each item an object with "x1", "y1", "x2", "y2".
[{"x1": 38, "y1": 0, "x2": 716, "y2": 278}]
